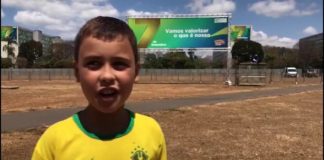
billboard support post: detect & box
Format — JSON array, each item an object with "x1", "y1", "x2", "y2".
[
  {"x1": 226, "y1": 46, "x2": 232, "y2": 85},
  {"x1": 225, "y1": 19, "x2": 232, "y2": 86}
]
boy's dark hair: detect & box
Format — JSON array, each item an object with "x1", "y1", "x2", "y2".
[{"x1": 74, "y1": 16, "x2": 138, "y2": 63}]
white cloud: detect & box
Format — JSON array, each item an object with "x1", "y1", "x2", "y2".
[
  {"x1": 125, "y1": 9, "x2": 172, "y2": 16},
  {"x1": 79, "y1": 6, "x2": 119, "y2": 20},
  {"x1": 248, "y1": 0, "x2": 319, "y2": 18},
  {"x1": 251, "y1": 29, "x2": 297, "y2": 48},
  {"x1": 2, "y1": 0, "x2": 45, "y2": 10},
  {"x1": 14, "y1": 11, "x2": 61, "y2": 25},
  {"x1": 187, "y1": 0, "x2": 235, "y2": 14},
  {"x1": 303, "y1": 26, "x2": 318, "y2": 35},
  {"x1": 1, "y1": 0, "x2": 121, "y2": 40},
  {"x1": 40, "y1": 1, "x2": 76, "y2": 19},
  {"x1": 1, "y1": 8, "x2": 4, "y2": 18}
]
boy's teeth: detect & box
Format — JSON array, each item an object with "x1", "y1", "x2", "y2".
[
  {"x1": 101, "y1": 89, "x2": 115, "y2": 95},
  {"x1": 104, "y1": 90, "x2": 113, "y2": 94}
]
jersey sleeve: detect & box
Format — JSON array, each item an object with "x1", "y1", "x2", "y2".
[
  {"x1": 152, "y1": 117, "x2": 167, "y2": 160},
  {"x1": 158, "y1": 130, "x2": 167, "y2": 160}
]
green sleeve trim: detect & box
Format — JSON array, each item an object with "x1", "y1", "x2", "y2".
[{"x1": 72, "y1": 109, "x2": 135, "y2": 140}]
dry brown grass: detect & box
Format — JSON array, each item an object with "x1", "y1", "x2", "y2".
[
  {"x1": 1, "y1": 80, "x2": 323, "y2": 159},
  {"x1": 149, "y1": 91, "x2": 323, "y2": 160},
  {"x1": 1, "y1": 80, "x2": 319, "y2": 113}
]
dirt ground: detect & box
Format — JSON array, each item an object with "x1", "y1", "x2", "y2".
[
  {"x1": 1, "y1": 80, "x2": 323, "y2": 159},
  {"x1": 1, "y1": 80, "x2": 319, "y2": 113}
]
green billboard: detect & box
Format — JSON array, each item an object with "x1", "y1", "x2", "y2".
[
  {"x1": 1, "y1": 26, "x2": 17, "y2": 41},
  {"x1": 230, "y1": 25, "x2": 251, "y2": 42},
  {"x1": 128, "y1": 17, "x2": 229, "y2": 49}
]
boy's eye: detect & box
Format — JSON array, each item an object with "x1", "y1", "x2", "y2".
[
  {"x1": 85, "y1": 61, "x2": 101, "y2": 70},
  {"x1": 113, "y1": 61, "x2": 129, "y2": 70}
]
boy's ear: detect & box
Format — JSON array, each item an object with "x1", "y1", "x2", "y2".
[
  {"x1": 134, "y1": 64, "x2": 140, "y2": 83},
  {"x1": 74, "y1": 61, "x2": 80, "y2": 82}
]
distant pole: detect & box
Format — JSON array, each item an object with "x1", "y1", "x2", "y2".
[
  {"x1": 226, "y1": 46, "x2": 232, "y2": 83},
  {"x1": 225, "y1": 18, "x2": 232, "y2": 85}
]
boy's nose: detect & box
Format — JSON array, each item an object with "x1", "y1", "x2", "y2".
[{"x1": 99, "y1": 65, "x2": 115, "y2": 84}]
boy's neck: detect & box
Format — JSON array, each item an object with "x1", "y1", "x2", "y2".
[{"x1": 78, "y1": 106, "x2": 130, "y2": 136}]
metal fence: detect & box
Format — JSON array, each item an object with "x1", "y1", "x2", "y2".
[{"x1": 1, "y1": 68, "x2": 322, "y2": 84}]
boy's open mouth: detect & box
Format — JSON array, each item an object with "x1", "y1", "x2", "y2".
[{"x1": 98, "y1": 88, "x2": 118, "y2": 98}]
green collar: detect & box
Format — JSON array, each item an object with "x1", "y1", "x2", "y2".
[{"x1": 72, "y1": 110, "x2": 135, "y2": 140}]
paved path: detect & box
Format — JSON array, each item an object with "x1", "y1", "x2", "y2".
[{"x1": 1, "y1": 84, "x2": 322, "y2": 132}]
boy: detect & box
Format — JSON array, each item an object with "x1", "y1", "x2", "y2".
[{"x1": 32, "y1": 16, "x2": 167, "y2": 160}]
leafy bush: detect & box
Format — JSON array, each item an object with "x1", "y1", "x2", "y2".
[
  {"x1": 232, "y1": 40, "x2": 264, "y2": 64},
  {"x1": 53, "y1": 59, "x2": 74, "y2": 68},
  {"x1": 1, "y1": 58, "x2": 13, "y2": 68},
  {"x1": 16, "y1": 57, "x2": 28, "y2": 68}
]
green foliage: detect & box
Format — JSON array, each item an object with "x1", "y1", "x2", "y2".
[
  {"x1": 52, "y1": 59, "x2": 74, "y2": 68},
  {"x1": 211, "y1": 59, "x2": 225, "y2": 68},
  {"x1": 16, "y1": 57, "x2": 28, "y2": 68},
  {"x1": 33, "y1": 54, "x2": 74, "y2": 68},
  {"x1": 194, "y1": 58, "x2": 209, "y2": 69},
  {"x1": 142, "y1": 54, "x2": 162, "y2": 68},
  {"x1": 32, "y1": 42, "x2": 74, "y2": 68},
  {"x1": 1, "y1": 58, "x2": 13, "y2": 68},
  {"x1": 263, "y1": 46, "x2": 300, "y2": 68},
  {"x1": 232, "y1": 40, "x2": 264, "y2": 65},
  {"x1": 33, "y1": 55, "x2": 55, "y2": 68},
  {"x1": 163, "y1": 52, "x2": 188, "y2": 69},
  {"x1": 142, "y1": 51, "x2": 212, "y2": 69},
  {"x1": 51, "y1": 43, "x2": 74, "y2": 60},
  {"x1": 184, "y1": 60, "x2": 195, "y2": 68},
  {"x1": 19, "y1": 40, "x2": 43, "y2": 67}
]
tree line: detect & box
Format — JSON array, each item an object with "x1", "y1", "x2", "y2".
[
  {"x1": 2, "y1": 40, "x2": 74, "y2": 68},
  {"x1": 1, "y1": 39, "x2": 322, "y2": 69}
]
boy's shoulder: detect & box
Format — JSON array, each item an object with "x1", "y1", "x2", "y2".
[
  {"x1": 133, "y1": 112, "x2": 162, "y2": 131},
  {"x1": 134, "y1": 112, "x2": 158, "y2": 123},
  {"x1": 42, "y1": 116, "x2": 75, "y2": 135}
]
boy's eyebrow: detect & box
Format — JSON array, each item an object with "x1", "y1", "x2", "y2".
[
  {"x1": 82, "y1": 55, "x2": 132, "y2": 62},
  {"x1": 82, "y1": 55, "x2": 101, "y2": 60},
  {"x1": 111, "y1": 56, "x2": 132, "y2": 63}
]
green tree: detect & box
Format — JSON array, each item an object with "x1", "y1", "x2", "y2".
[
  {"x1": 143, "y1": 51, "x2": 214, "y2": 69},
  {"x1": 162, "y1": 52, "x2": 188, "y2": 69},
  {"x1": 19, "y1": 40, "x2": 43, "y2": 67},
  {"x1": 263, "y1": 46, "x2": 301, "y2": 68},
  {"x1": 142, "y1": 53, "x2": 162, "y2": 68},
  {"x1": 51, "y1": 42, "x2": 74, "y2": 60},
  {"x1": 33, "y1": 54, "x2": 55, "y2": 68},
  {"x1": 52, "y1": 59, "x2": 74, "y2": 68},
  {"x1": 16, "y1": 57, "x2": 28, "y2": 68},
  {"x1": 194, "y1": 58, "x2": 209, "y2": 69},
  {"x1": 231, "y1": 40, "x2": 264, "y2": 85},
  {"x1": 211, "y1": 59, "x2": 225, "y2": 68},
  {"x1": 1, "y1": 58, "x2": 13, "y2": 68},
  {"x1": 232, "y1": 40, "x2": 264, "y2": 64},
  {"x1": 34, "y1": 42, "x2": 74, "y2": 68}
]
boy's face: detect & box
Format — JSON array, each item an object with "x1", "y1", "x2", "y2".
[{"x1": 75, "y1": 36, "x2": 139, "y2": 114}]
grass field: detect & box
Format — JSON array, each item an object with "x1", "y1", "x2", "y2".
[{"x1": 1, "y1": 80, "x2": 323, "y2": 159}]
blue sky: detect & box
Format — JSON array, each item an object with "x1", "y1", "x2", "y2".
[{"x1": 1, "y1": 0, "x2": 323, "y2": 48}]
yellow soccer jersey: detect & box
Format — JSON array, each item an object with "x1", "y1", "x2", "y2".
[{"x1": 32, "y1": 110, "x2": 167, "y2": 160}]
